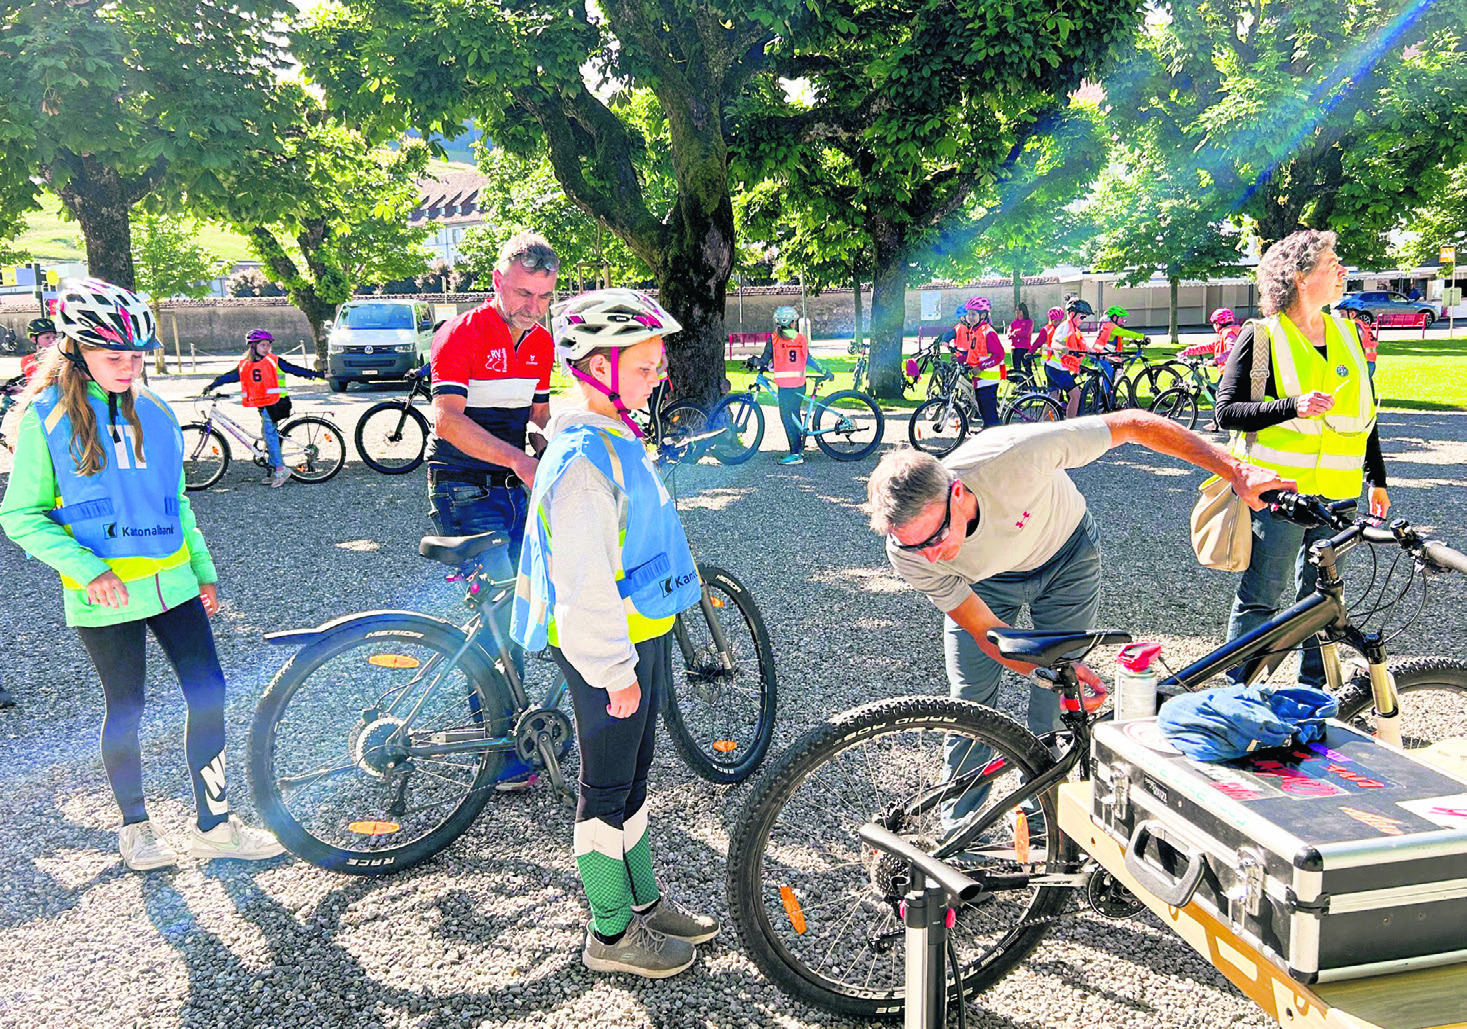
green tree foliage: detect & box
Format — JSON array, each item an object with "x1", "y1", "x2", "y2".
[
  {"x1": 731, "y1": 0, "x2": 1144, "y2": 395},
  {"x1": 0, "y1": 0, "x2": 293, "y2": 287},
  {"x1": 296, "y1": 0, "x2": 805, "y2": 403},
  {"x1": 208, "y1": 91, "x2": 433, "y2": 366},
  {"x1": 131, "y1": 210, "x2": 229, "y2": 302},
  {"x1": 1395, "y1": 171, "x2": 1467, "y2": 271},
  {"x1": 1103, "y1": 0, "x2": 1467, "y2": 265}
]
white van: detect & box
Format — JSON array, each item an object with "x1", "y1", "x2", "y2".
[{"x1": 326, "y1": 299, "x2": 436, "y2": 392}]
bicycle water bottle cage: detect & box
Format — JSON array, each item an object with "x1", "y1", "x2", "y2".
[{"x1": 986, "y1": 629, "x2": 1133, "y2": 669}]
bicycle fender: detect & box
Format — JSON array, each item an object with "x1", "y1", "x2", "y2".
[{"x1": 263, "y1": 610, "x2": 461, "y2": 646}]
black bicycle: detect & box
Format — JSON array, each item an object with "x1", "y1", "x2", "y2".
[
  {"x1": 354, "y1": 366, "x2": 432, "y2": 474},
  {"x1": 727, "y1": 493, "x2": 1467, "y2": 1019},
  {"x1": 251, "y1": 530, "x2": 778, "y2": 875}
]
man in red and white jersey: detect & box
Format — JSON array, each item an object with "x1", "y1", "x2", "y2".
[{"x1": 428, "y1": 232, "x2": 559, "y2": 562}]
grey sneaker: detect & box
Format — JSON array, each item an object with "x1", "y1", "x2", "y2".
[
  {"x1": 639, "y1": 896, "x2": 719, "y2": 944},
  {"x1": 188, "y1": 815, "x2": 287, "y2": 861},
  {"x1": 268, "y1": 466, "x2": 292, "y2": 488},
  {"x1": 582, "y1": 917, "x2": 696, "y2": 978},
  {"x1": 119, "y1": 820, "x2": 179, "y2": 871}
]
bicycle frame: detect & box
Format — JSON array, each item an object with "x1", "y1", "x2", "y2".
[{"x1": 194, "y1": 397, "x2": 269, "y2": 456}]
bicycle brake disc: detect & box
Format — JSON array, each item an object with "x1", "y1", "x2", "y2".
[
  {"x1": 514, "y1": 708, "x2": 574, "y2": 765},
  {"x1": 1084, "y1": 868, "x2": 1145, "y2": 919}
]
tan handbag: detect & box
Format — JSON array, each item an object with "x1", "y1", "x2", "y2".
[{"x1": 1189, "y1": 324, "x2": 1270, "y2": 571}]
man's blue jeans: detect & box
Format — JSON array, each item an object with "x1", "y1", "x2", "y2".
[
  {"x1": 1225, "y1": 502, "x2": 1354, "y2": 688},
  {"x1": 942, "y1": 514, "x2": 1102, "y2": 830}
]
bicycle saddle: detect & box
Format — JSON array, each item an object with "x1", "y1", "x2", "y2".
[
  {"x1": 986, "y1": 629, "x2": 1132, "y2": 668},
  {"x1": 419, "y1": 532, "x2": 511, "y2": 567}
]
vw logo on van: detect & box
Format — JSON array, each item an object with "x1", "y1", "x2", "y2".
[{"x1": 363, "y1": 346, "x2": 374, "y2": 354}]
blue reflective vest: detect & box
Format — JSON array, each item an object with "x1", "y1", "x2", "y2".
[
  {"x1": 510, "y1": 423, "x2": 701, "y2": 652},
  {"x1": 32, "y1": 385, "x2": 188, "y2": 580}
]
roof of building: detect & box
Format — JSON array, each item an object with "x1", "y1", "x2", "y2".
[{"x1": 412, "y1": 169, "x2": 493, "y2": 226}]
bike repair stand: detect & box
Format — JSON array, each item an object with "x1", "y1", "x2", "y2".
[{"x1": 860, "y1": 823, "x2": 978, "y2": 1029}]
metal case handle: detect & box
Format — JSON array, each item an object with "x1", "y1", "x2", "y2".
[{"x1": 1124, "y1": 820, "x2": 1207, "y2": 908}]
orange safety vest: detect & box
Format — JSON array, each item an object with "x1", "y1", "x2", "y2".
[
  {"x1": 967, "y1": 327, "x2": 1004, "y2": 377},
  {"x1": 952, "y1": 323, "x2": 975, "y2": 360},
  {"x1": 1358, "y1": 322, "x2": 1378, "y2": 362},
  {"x1": 239, "y1": 354, "x2": 284, "y2": 407},
  {"x1": 771, "y1": 331, "x2": 811, "y2": 388}
]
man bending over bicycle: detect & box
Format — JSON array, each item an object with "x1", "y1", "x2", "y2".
[
  {"x1": 865, "y1": 412, "x2": 1288, "y2": 832},
  {"x1": 755, "y1": 305, "x2": 827, "y2": 465}
]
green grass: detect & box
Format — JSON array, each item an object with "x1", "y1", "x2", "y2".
[{"x1": 13, "y1": 192, "x2": 257, "y2": 264}]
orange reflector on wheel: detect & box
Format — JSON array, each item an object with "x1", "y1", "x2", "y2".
[
  {"x1": 712, "y1": 740, "x2": 739, "y2": 753},
  {"x1": 779, "y1": 886, "x2": 807, "y2": 934},
  {"x1": 710, "y1": 596, "x2": 725, "y2": 608},
  {"x1": 369, "y1": 654, "x2": 420, "y2": 669},
  {"x1": 348, "y1": 820, "x2": 401, "y2": 836},
  {"x1": 1014, "y1": 810, "x2": 1031, "y2": 864}
]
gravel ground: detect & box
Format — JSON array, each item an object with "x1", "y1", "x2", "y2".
[{"x1": 1, "y1": 371, "x2": 1465, "y2": 1029}]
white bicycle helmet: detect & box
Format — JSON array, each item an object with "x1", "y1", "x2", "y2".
[
  {"x1": 56, "y1": 279, "x2": 161, "y2": 351},
  {"x1": 553, "y1": 289, "x2": 681, "y2": 363}
]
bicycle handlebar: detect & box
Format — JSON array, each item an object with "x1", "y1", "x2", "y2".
[
  {"x1": 1259, "y1": 491, "x2": 1467, "y2": 575},
  {"x1": 1423, "y1": 541, "x2": 1467, "y2": 576}
]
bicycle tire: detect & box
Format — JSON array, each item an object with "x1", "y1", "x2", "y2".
[
  {"x1": 1334, "y1": 658, "x2": 1467, "y2": 749},
  {"x1": 812, "y1": 390, "x2": 885, "y2": 461},
  {"x1": 1149, "y1": 386, "x2": 1198, "y2": 429},
  {"x1": 249, "y1": 616, "x2": 512, "y2": 875},
  {"x1": 1144, "y1": 361, "x2": 1189, "y2": 399},
  {"x1": 1111, "y1": 370, "x2": 1136, "y2": 410},
  {"x1": 354, "y1": 402, "x2": 429, "y2": 474},
  {"x1": 659, "y1": 399, "x2": 710, "y2": 462},
  {"x1": 281, "y1": 415, "x2": 347, "y2": 483},
  {"x1": 181, "y1": 423, "x2": 230, "y2": 491},
  {"x1": 727, "y1": 696, "x2": 1067, "y2": 1019},
  {"x1": 660, "y1": 564, "x2": 778, "y2": 784},
  {"x1": 707, "y1": 393, "x2": 765, "y2": 465},
  {"x1": 908, "y1": 397, "x2": 969, "y2": 456},
  {"x1": 1003, "y1": 392, "x2": 1065, "y2": 425},
  {"x1": 1076, "y1": 376, "x2": 1108, "y2": 416}
]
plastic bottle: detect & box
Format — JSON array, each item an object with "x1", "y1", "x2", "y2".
[{"x1": 1114, "y1": 642, "x2": 1164, "y2": 721}]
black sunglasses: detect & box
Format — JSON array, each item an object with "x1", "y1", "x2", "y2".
[
  {"x1": 506, "y1": 246, "x2": 561, "y2": 274},
  {"x1": 890, "y1": 481, "x2": 959, "y2": 553}
]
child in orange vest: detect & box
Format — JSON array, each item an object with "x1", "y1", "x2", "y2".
[{"x1": 203, "y1": 330, "x2": 322, "y2": 487}]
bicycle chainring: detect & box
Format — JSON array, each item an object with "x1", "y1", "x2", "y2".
[
  {"x1": 1084, "y1": 868, "x2": 1145, "y2": 919},
  {"x1": 352, "y1": 716, "x2": 411, "y2": 777},
  {"x1": 514, "y1": 708, "x2": 574, "y2": 765}
]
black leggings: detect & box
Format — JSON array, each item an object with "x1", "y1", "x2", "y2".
[{"x1": 75, "y1": 597, "x2": 229, "y2": 831}]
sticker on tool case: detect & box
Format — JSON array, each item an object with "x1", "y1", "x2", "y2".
[
  {"x1": 1123, "y1": 720, "x2": 1181, "y2": 754},
  {"x1": 1337, "y1": 806, "x2": 1408, "y2": 836},
  {"x1": 1397, "y1": 794, "x2": 1467, "y2": 830}
]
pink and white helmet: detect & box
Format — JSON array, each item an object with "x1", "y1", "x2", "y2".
[
  {"x1": 55, "y1": 279, "x2": 160, "y2": 351},
  {"x1": 552, "y1": 288, "x2": 682, "y2": 362},
  {"x1": 1209, "y1": 307, "x2": 1236, "y2": 328}
]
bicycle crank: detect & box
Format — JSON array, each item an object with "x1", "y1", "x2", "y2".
[
  {"x1": 1084, "y1": 868, "x2": 1145, "y2": 920},
  {"x1": 513, "y1": 708, "x2": 576, "y2": 806}
]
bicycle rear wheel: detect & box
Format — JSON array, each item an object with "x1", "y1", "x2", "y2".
[
  {"x1": 354, "y1": 402, "x2": 429, "y2": 474},
  {"x1": 908, "y1": 397, "x2": 969, "y2": 456},
  {"x1": 250, "y1": 617, "x2": 512, "y2": 874},
  {"x1": 1334, "y1": 658, "x2": 1467, "y2": 749},
  {"x1": 661, "y1": 564, "x2": 778, "y2": 784},
  {"x1": 1003, "y1": 392, "x2": 1065, "y2": 425},
  {"x1": 659, "y1": 399, "x2": 710, "y2": 463},
  {"x1": 281, "y1": 415, "x2": 347, "y2": 483},
  {"x1": 707, "y1": 393, "x2": 765, "y2": 465},
  {"x1": 1145, "y1": 361, "x2": 1189, "y2": 399},
  {"x1": 812, "y1": 390, "x2": 885, "y2": 461},
  {"x1": 727, "y1": 696, "x2": 1067, "y2": 1019},
  {"x1": 181, "y1": 423, "x2": 230, "y2": 491},
  {"x1": 1149, "y1": 386, "x2": 1198, "y2": 429}
]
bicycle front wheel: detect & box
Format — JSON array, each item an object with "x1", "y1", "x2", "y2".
[
  {"x1": 727, "y1": 696, "x2": 1067, "y2": 1019},
  {"x1": 181, "y1": 423, "x2": 230, "y2": 491},
  {"x1": 1145, "y1": 361, "x2": 1189, "y2": 399},
  {"x1": 707, "y1": 393, "x2": 765, "y2": 465},
  {"x1": 1335, "y1": 658, "x2": 1467, "y2": 749},
  {"x1": 1149, "y1": 386, "x2": 1198, "y2": 429},
  {"x1": 355, "y1": 402, "x2": 429, "y2": 474},
  {"x1": 908, "y1": 397, "x2": 969, "y2": 456},
  {"x1": 661, "y1": 564, "x2": 778, "y2": 784},
  {"x1": 812, "y1": 390, "x2": 885, "y2": 461},
  {"x1": 281, "y1": 415, "x2": 347, "y2": 483},
  {"x1": 1004, "y1": 392, "x2": 1065, "y2": 425},
  {"x1": 250, "y1": 617, "x2": 512, "y2": 874}
]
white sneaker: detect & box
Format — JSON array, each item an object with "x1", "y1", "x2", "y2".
[
  {"x1": 188, "y1": 815, "x2": 287, "y2": 861},
  {"x1": 268, "y1": 466, "x2": 292, "y2": 488},
  {"x1": 119, "y1": 820, "x2": 180, "y2": 871}
]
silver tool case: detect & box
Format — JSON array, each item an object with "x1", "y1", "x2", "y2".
[{"x1": 1090, "y1": 718, "x2": 1467, "y2": 983}]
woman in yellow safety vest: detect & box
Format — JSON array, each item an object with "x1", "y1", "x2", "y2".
[{"x1": 1214, "y1": 230, "x2": 1389, "y2": 688}]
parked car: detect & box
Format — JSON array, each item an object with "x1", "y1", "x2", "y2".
[
  {"x1": 1335, "y1": 290, "x2": 1437, "y2": 326},
  {"x1": 326, "y1": 299, "x2": 436, "y2": 392}
]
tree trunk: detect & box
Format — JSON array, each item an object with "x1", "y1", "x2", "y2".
[
  {"x1": 53, "y1": 157, "x2": 138, "y2": 289},
  {"x1": 1012, "y1": 266, "x2": 1022, "y2": 314},
  {"x1": 866, "y1": 221, "x2": 908, "y2": 399},
  {"x1": 1169, "y1": 274, "x2": 1180, "y2": 345}
]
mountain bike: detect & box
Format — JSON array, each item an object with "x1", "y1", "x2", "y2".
[
  {"x1": 706, "y1": 363, "x2": 885, "y2": 465},
  {"x1": 903, "y1": 339, "x2": 950, "y2": 398},
  {"x1": 908, "y1": 368, "x2": 1063, "y2": 456},
  {"x1": 250, "y1": 529, "x2": 779, "y2": 875},
  {"x1": 354, "y1": 366, "x2": 432, "y2": 474},
  {"x1": 1148, "y1": 354, "x2": 1221, "y2": 431},
  {"x1": 182, "y1": 393, "x2": 346, "y2": 490},
  {"x1": 635, "y1": 381, "x2": 715, "y2": 462},
  {"x1": 850, "y1": 340, "x2": 871, "y2": 393},
  {"x1": 726, "y1": 493, "x2": 1467, "y2": 1019}
]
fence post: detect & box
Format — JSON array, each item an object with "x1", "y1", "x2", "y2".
[{"x1": 171, "y1": 315, "x2": 183, "y2": 374}]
